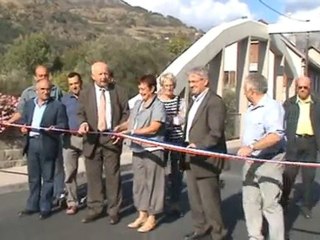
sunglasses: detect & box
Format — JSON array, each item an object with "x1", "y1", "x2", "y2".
[{"x1": 298, "y1": 86, "x2": 309, "y2": 90}]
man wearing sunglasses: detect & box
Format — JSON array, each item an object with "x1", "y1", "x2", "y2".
[{"x1": 281, "y1": 76, "x2": 320, "y2": 223}]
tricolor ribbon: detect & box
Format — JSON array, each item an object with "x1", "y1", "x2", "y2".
[{"x1": 1, "y1": 122, "x2": 320, "y2": 168}]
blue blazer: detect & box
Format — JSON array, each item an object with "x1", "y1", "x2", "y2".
[{"x1": 22, "y1": 97, "x2": 68, "y2": 159}]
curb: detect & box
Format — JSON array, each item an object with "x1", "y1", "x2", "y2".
[
  {"x1": 0, "y1": 163, "x2": 133, "y2": 195},
  {"x1": 0, "y1": 141, "x2": 241, "y2": 195}
]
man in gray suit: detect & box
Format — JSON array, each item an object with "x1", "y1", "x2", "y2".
[
  {"x1": 184, "y1": 67, "x2": 227, "y2": 240},
  {"x1": 77, "y1": 61, "x2": 129, "y2": 224}
]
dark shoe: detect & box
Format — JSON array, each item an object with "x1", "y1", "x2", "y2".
[
  {"x1": 39, "y1": 211, "x2": 51, "y2": 220},
  {"x1": 81, "y1": 212, "x2": 104, "y2": 223},
  {"x1": 18, "y1": 209, "x2": 38, "y2": 217},
  {"x1": 184, "y1": 231, "x2": 209, "y2": 240},
  {"x1": 109, "y1": 214, "x2": 120, "y2": 225},
  {"x1": 300, "y1": 206, "x2": 312, "y2": 219},
  {"x1": 52, "y1": 194, "x2": 67, "y2": 209},
  {"x1": 167, "y1": 209, "x2": 183, "y2": 218},
  {"x1": 58, "y1": 197, "x2": 67, "y2": 209},
  {"x1": 285, "y1": 231, "x2": 290, "y2": 240}
]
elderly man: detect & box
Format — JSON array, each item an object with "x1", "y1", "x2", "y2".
[
  {"x1": 78, "y1": 61, "x2": 129, "y2": 224},
  {"x1": 281, "y1": 76, "x2": 320, "y2": 221},
  {"x1": 18, "y1": 79, "x2": 68, "y2": 219},
  {"x1": 5, "y1": 65, "x2": 65, "y2": 208},
  {"x1": 238, "y1": 73, "x2": 285, "y2": 240},
  {"x1": 183, "y1": 67, "x2": 227, "y2": 240}
]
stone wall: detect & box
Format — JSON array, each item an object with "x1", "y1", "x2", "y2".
[{"x1": 0, "y1": 128, "x2": 25, "y2": 169}]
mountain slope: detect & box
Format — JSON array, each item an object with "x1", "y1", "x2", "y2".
[{"x1": 0, "y1": 0, "x2": 199, "y2": 48}]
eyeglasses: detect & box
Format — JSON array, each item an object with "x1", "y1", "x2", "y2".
[
  {"x1": 298, "y1": 86, "x2": 309, "y2": 90},
  {"x1": 188, "y1": 78, "x2": 204, "y2": 84}
]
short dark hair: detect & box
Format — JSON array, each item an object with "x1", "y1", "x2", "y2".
[
  {"x1": 138, "y1": 74, "x2": 157, "y2": 93},
  {"x1": 67, "y1": 72, "x2": 82, "y2": 85},
  {"x1": 67, "y1": 72, "x2": 82, "y2": 80}
]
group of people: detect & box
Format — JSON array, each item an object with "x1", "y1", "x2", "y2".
[
  {"x1": 1, "y1": 60, "x2": 319, "y2": 240},
  {"x1": 238, "y1": 73, "x2": 320, "y2": 240}
]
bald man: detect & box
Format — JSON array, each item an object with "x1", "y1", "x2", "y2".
[
  {"x1": 77, "y1": 61, "x2": 129, "y2": 224},
  {"x1": 19, "y1": 79, "x2": 67, "y2": 219},
  {"x1": 282, "y1": 76, "x2": 320, "y2": 223}
]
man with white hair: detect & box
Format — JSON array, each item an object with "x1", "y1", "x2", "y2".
[{"x1": 238, "y1": 73, "x2": 285, "y2": 240}]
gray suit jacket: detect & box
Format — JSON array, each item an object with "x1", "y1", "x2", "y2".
[
  {"x1": 77, "y1": 82, "x2": 129, "y2": 158},
  {"x1": 185, "y1": 90, "x2": 227, "y2": 178}
]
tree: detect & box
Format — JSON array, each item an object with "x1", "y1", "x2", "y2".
[
  {"x1": 3, "y1": 33, "x2": 51, "y2": 76},
  {"x1": 168, "y1": 35, "x2": 191, "y2": 55},
  {"x1": 52, "y1": 71, "x2": 69, "y2": 93}
]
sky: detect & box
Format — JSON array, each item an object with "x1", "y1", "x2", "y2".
[{"x1": 124, "y1": 0, "x2": 320, "y2": 31}]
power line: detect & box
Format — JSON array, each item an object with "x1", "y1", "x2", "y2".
[{"x1": 258, "y1": 0, "x2": 309, "y2": 22}]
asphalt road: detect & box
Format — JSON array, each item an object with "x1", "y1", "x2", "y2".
[{"x1": 0, "y1": 161, "x2": 320, "y2": 240}]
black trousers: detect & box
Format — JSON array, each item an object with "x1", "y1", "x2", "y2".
[
  {"x1": 282, "y1": 136, "x2": 317, "y2": 209},
  {"x1": 164, "y1": 150, "x2": 184, "y2": 204}
]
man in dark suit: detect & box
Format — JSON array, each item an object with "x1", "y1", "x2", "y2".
[
  {"x1": 77, "y1": 61, "x2": 129, "y2": 224},
  {"x1": 19, "y1": 79, "x2": 68, "y2": 219},
  {"x1": 184, "y1": 67, "x2": 227, "y2": 240}
]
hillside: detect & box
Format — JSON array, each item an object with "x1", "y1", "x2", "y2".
[
  {"x1": 0, "y1": 0, "x2": 201, "y2": 95},
  {"x1": 0, "y1": 0, "x2": 199, "y2": 50}
]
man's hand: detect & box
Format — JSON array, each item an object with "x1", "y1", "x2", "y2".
[
  {"x1": 112, "y1": 135, "x2": 122, "y2": 145},
  {"x1": 237, "y1": 146, "x2": 254, "y2": 163},
  {"x1": 45, "y1": 125, "x2": 55, "y2": 131},
  {"x1": 186, "y1": 143, "x2": 197, "y2": 156},
  {"x1": 111, "y1": 125, "x2": 123, "y2": 144},
  {"x1": 78, "y1": 122, "x2": 89, "y2": 135},
  {"x1": 237, "y1": 146, "x2": 253, "y2": 157},
  {"x1": 187, "y1": 143, "x2": 196, "y2": 148},
  {"x1": 1, "y1": 120, "x2": 10, "y2": 125},
  {"x1": 120, "y1": 130, "x2": 130, "y2": 135},
  {"x1": 0, "y1": 120, "x2": 10, "y2": 132},
  {"x1": 20, "y1": 125, "x2": 28, "y2": 135},
  {"x1": 113, "y1": 125, "x2": 122, "y2": 133}
]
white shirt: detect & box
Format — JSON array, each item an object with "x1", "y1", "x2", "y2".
[
  {"x1": 185, "y1": 88, "x2": 209, "y2": 142},
  {"x1": 29, "y1": 98, "x2": 47, "y2": 136},
  {"x1": 94, "y1": 83, "x2": 112, "y2": 130}
]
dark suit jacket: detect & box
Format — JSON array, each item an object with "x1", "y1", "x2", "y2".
[
  {"x1": 22, "y1": 97, "x2": 68, "y2": 159},
  {"x1": 77, "y1": 82, "x2": 129, "y2": 158},
  {"x1": 185, "y1": 90, "x2": 227, "y2": 178},
  {"x1": 283, "y1": 94, "x2": 320, "y2": 159}
]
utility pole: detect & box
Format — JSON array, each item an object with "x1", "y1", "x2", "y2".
[{"x1": 304, "y1": 31, "x2": 310, "y2": 76}]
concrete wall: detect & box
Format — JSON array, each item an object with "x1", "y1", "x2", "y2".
[{"x1": 0, "y1": 128, "x2": 25, "y2": 169}]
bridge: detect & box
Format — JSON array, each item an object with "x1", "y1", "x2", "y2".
[
  {"x1": 160, "y1": 18, "x2": 320, "y2": 138},
  {"x1": 1, "y1": 19, "x2": 320, "y2": 240}
]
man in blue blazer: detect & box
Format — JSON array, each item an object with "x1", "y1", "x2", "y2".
[{"x1": 19, "y1": 79, "x2": 68, "y2": 219}]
